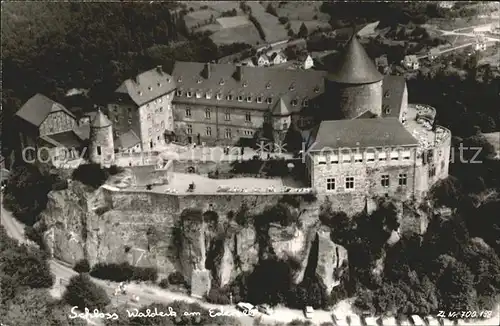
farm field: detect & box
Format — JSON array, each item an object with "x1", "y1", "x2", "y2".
[
  {"x1": 273, "y1": 1, "x2": 330, "y2": 22},
  {"x1": 184, "y1": 9, "x2": 220, "y2": 30},
  {"x1": 210, "y1": 24, "x2": 262, "y2": 46}
]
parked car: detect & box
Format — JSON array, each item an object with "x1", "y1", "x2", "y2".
[
  {"x1": 257, "y1": 304, "x2": 273, "y2": 315},
  {"x1": 304, "y1": 306, "x2": 314, "y2": 319},
  {"x1": 236, "y1": 302, "x2": 257, "y2": 315}
]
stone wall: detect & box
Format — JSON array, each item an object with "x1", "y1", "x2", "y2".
[{"x1": 326, "y1": 80, "x2": 383, "y2": 119}]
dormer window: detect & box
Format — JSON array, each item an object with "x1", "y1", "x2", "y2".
[
  {"x1": 196, "y1": 91, "x2": 202, "y2": 98},
  {"x1": 289, "y1": 83, "x2": 295, "y2": 91},
  {"x1": 314, "y1": 86, "x2": 320, "y2": 93},
  {"x1": 266, "y1": 82, "x2": 271, "y2": 89},
  {"x1": 177, "y1": 77, "x2": 182, "y2": 83},
  {"x1": 227, "y1": 94, "x2": 233, "y2": 101},
  {"x1": 384, "y1": 90, "x2": 390, "y2": 98},
  {"x1": 219, "y1": 79, "x2": 225, "y2": 85},
  {"x1": 157, "y1": 82, "x2": 162, "y2": 87},
  {"x1": 166, "y1": 77, "x2": 171, "y2": 82},
  {"x1": 176, "y1": 90, "x2": 182, "y2": 96},
  {"x1": 206, "y1": 92, "x2": 212, "y2": 99},
  {"x1": 237, "y1": 95, "x2": 243, "y2": 102},
  {"x1": 303, "y1": 99, "x2": 309, "y2": 107},
  {"x1": 148, "y1": 86, "x2": 153, "y2": 91},
  {"x1": 243, "y1": 81, "x2": 248, "y2": 87},
  {"x1": 216, "y1": 93, "x2": 222, "y2": 100},
  {"x1": 384, "y1": 105, "x2": 391, "y2": 114},
  {"x1": 187, "y1": 91, "x2": 192, "y2": 98},
  {"x1": 138, "y1": 91, "x2": 143, "y2": 96},
  {"x1": 257, "y1": 96, "x2": 263, "y2": 103},
  {"x1": 266, "y1": 97, "x2": 273, "y2": 104},
  {"x1": 197, "y1": 79, "x2": 202, "y2": 84},
  {"x1": 246, "y1": 96, "x2": 252, "y2": 102},
  {"x1": 291, "y1": 99, "x2": 298, "y2": 106}
]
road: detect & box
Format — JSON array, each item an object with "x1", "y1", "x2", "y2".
[{"x1": 2, "y1": 202, "x2": 499, "y2": 325}]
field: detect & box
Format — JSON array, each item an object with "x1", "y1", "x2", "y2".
[
  {"x1": 210, "y1": 24, "x2": 262, "y2": 46},
  {"x1": 272, "y1": 1, "x2": 330, "y2": 22},
  {"x1": 184, "y1": 9, "x2": 220, "y2": 30}
]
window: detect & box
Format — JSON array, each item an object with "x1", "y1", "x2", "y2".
[
  {"x1": 147, "y1": 113, "x2": 152, "y2": 120},
  {"x1": 266, "y1": 97, "x2": 273, "y2": 104},
  {"x1": 291, "y1": 99, "x2": 298, "y2": 106},
  {"x1": 318, "y1": 156, "x2": 326, "y2": 165},
  {"x1": 246, "y1": 96, "x2": 252, "y2": 102},
  {"x1": 187, "y1": 91, "x2": 192, "y2": 98},
  {"x1": 283, "y1": 122, "x2": 288, "y2": 129},
  {"x1": 206, "y1": 127, "x2": 212, "y2": 136},
  {"x1": 354, "y1": 153, "x2": 363, "y2": 163},
  {"x1": 206, "y1": 92, "x2": 212, "y2": 99},
  {"x1": 159, "y1": 107, "x2": 163, "y2": 113},
  {"x1": 205, "y1": 108, "x2": 211, "y2": 119},
  {"x1": 238, "y1": 95, "x2": 243, "y2": 102},
  {"x1": 257, "y1": 96, "x2": 263, "y2": 103},
  {"x1": 289, "y1": 83, "x2": 295, "y2": 91},
  {"x1": 390, "y1": 151, "x2": 399, "y2": 161},
  {"x1": 402, "y1": 151, "x2": 411, "y2": 160},
  {"x1": 342, "y1": 154, "x2": 351, "y2": 163},
  {"x1": 185, "y1": 108, "x2": 191, "y2": 118},
  {"x1": 225, "y1": 110, "x2": 231, "y2": 121},
  {"x1": 326, "y1": 178, "x2": 335, "y2": 190},
  {"x1": 345, "y1": 177, "x2": 355, "y2": 190},
  {"x1": 176, "y1": 89, "x2": 182, "y2": 96},
  {"x1": 266, "y1": 82, "x2": 271, "y2": 89},
  {"x1": 303, "y1": 99, "x2": 309, "y2": 107},
  {"x1": 429, "y1": 165, "x2": 436, "y2": 178},
  {"x1": 97, "y1": 146, "x2": 101, "y2": 155},
  {"x1": 219, "y1": 79, "x2": 225, "y2": 85},
  {"x1": 398, "y1": 174, "x2": 407, "y2": 186},
  {"x1": 245, "y1": 113, "x2": 251, "y2": 122},
  {"x1": 227, "y1": 94, "x2": 233, "y2": 101},
  {"x1": 186, "y1": 124, "x2": 193, "y2": 134},
  {"x1": 161, "y1": 121, "x2": 165, "y2": 129},
  {"x1": 150, "y1": 141, "x2": 153, "y2": 149},
  {"x1": 366, "y1": 152, "x2": 375, "y2": 162},
  {"x1": 378, "y1": 152, "x2": 387, "y2": 161},
  {"x1": 216, "y1": 93, "x2": 222, "y2": 100},
  {"x1": 225, "y1": 128, "x2": 232, "y2": 139},
  {"x1": 381, "y1": 174, "x2": 390, "y2": 187},
  {"x1": 196, "y1": 91, "x2": 202, "y2": 98},
  {"x1": 330, "y1": 155, "x2": 339, "y2": 164}
]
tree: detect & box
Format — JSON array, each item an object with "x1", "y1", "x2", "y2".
[
  {"x1": 3, "y1": 163, "x2": 51, "y2": 226},
  {"x1": 429, "y1": 176, "x2": 463, "y2": 208},
  {"x1": 298, "y1": 23, "x2": 309, "y2": 38},
  {"x1": 63, "y1": 274, "x2": 110, "y2": 310},
  {"x1": 437, "y1": 260, "x2": 477, "y2": 312},
  {"x1": 71, "y1": 163, "x2": 110, "y2": 189},
  {"x1": 266, "y1": 3, "x2": 278, "y2": 16},
  {"x1": 73, "y1": 259, "x2": 91, "y2": 273},
  {"x1": 279, "y1": 16, "x2": 289, "y2": 24}
]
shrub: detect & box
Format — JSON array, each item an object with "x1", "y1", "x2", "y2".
[
  {"x1": 107, "y1": 165, "x2": 124, "y2": 175},
  {"x1": 279, "y1": 195, "x2": 301, "y2": 209},
  {"x1": 266, "y1": 3, "x2": 278, "y2": 16},
  {"x1": 72, "y1": 163, "x2": 109, "y2": 189},
  {"x1": 74, "y1": 259, "x2": 91, "y2": 273},
  {"x1": 279, "y1": 16, "x2": 289, "y2": 24},
  {"x1": 159, "y1": 278, "x2": 169, "y2": 289},
  {"x1": 63, "y1": 274, "x2": 110, "y2": 310},
  {"x1": 249, "y1": 15, "x2": 266, "y2": 41},
  {"x1": 24, "y1": 222, "x2": 48, "y2": 252},
  {"x1": 90, "y1": 262, "x2": 158, "y2": 282},
  {"x1": 168, "y1": 271, "x2": 186, "y2": 285},
  {"x1": 205, "y1": 287, "x2": 231, "y2": 304}
]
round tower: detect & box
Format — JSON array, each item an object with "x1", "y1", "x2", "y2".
[
  {"x1": 89, "y1": 109, "x2": 115, "y2": 165},
  {"x1": 325, "y1": 35, "x2": 384, "y2": 119}
]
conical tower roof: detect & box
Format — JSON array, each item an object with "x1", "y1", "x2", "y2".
[
  {"x1": 327, "y1": 35, "x2": 383, "y2": 84},
  {"x1": 91, "y1": 109, "x2": 111, "y2": 128},
  {"x1": 272, "y1": 97, "x2": 290, "y2": 116}
]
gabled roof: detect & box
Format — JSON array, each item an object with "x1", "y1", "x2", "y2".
[
  {"x1": 272, "y1": 98, "x2": 290, "y2": 116},
  {"x1": 15, "y1": 94, "x2": 76, "y2": 127},
  {"x1": 116, "y1": 67, "x2": 176, "y2": 106},
  {"x1": 327, "y1": 36, "x2": 383, "y2": 84},
  {"x1": 91, "y1": 110, "x2": 111, "y2": 128},
  {"x1": 171, "y1": 62, "x2": 326, "y2": 113},
  {"x1": 309, "y1": 118, "x2": 418, "y2": 150},
  {"x1": 117, "y1": 130, "x2": 141, "y2": 149},
  {"x1": 40, "y1": 130, "x2": 85, "y2": 148}
]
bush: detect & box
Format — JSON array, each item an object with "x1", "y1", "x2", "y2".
[
  {"x1": 74, "y1": 259, "x2": 91, "y2": 273},
  {"x1": 168, "y1": 271, "x2": 186, "y2": 285},
  {"x1": 279, "y1": 16, "x2": 289, "y2": 24},
  {"x1": 107, "y1": 165, "x2": 123, "y2": 175},
  {"x1": 205, "y1": 287, "x2": 231, "y2": 304},
  {"x1": 72, "y1": 163, "x2": 109, "y2": 188},
  {"x1": 24, "y1": 223, "x2": 48, "y2": 252},
  {"x1": 63, "y1": 274, "x2": 110, "y2": 310},
  {"x1": 249, "y1": 15, "x2": 266, "y2": 41},
  {"x1": 90, "y1": 262, "x2": 158, "y2": 282},
  {"x1": 159, "y1": 278, "x2": 169, "y2": 289}
]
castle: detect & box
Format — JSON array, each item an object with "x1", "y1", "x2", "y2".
[{"x1": 14, "y1": 35, "x2": 451, "y2": 203}]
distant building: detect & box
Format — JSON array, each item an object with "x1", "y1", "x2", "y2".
[
  {"x1": 474, "y1": 36, "x2": 487, "y2": 51},
  {"x1": 302, "y1": 54, "x2": 314, "y2": 70},
  {"x1": 428, "y1": 49, "x2": 440, "y2": 60},
  {"x1": 269, "y1": 51, "x2": 287, "y2": 65},
  {"x1": 257, "y1": 54, "x2": 270, "y2": 67},
  {"x1": 438, "y1": 1, "x2": 455, "y2": 9},
  {"x1": 402, "y1": 55, "x2": 420, "y2": 70}
]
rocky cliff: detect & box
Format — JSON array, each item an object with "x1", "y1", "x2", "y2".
[{"x1": 37, "y1": 181, "x2": 349, "y2": 293}]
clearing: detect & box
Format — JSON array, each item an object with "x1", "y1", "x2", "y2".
[{"x1": 210, "y1": 24, "x2": 262, "y2": 46}]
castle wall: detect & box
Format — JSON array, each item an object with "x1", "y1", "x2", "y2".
[
  {"x1": 326, "y1": 80, "x2": 383, "y2": 119},
  {"x1": 107, "y1": 101, "x2": 140, "y2": 138},
  {"x1": 89, "y1": 126, "x2": 115, "y2": 165}
]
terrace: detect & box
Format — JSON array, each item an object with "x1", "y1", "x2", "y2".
[{"x1": 404, "y1": 104, "x2": 451, "y2": 154}]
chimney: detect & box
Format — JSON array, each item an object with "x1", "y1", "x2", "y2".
[
  {"x1": 203, "y1": 63, "x2": 211, "y2": 79},
  {"x1": 234, "y1": 65, "x2": 243, "y2": 81},
  {"x1": 156, "y1": 65, "x2": 163, "y2": 74}
]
